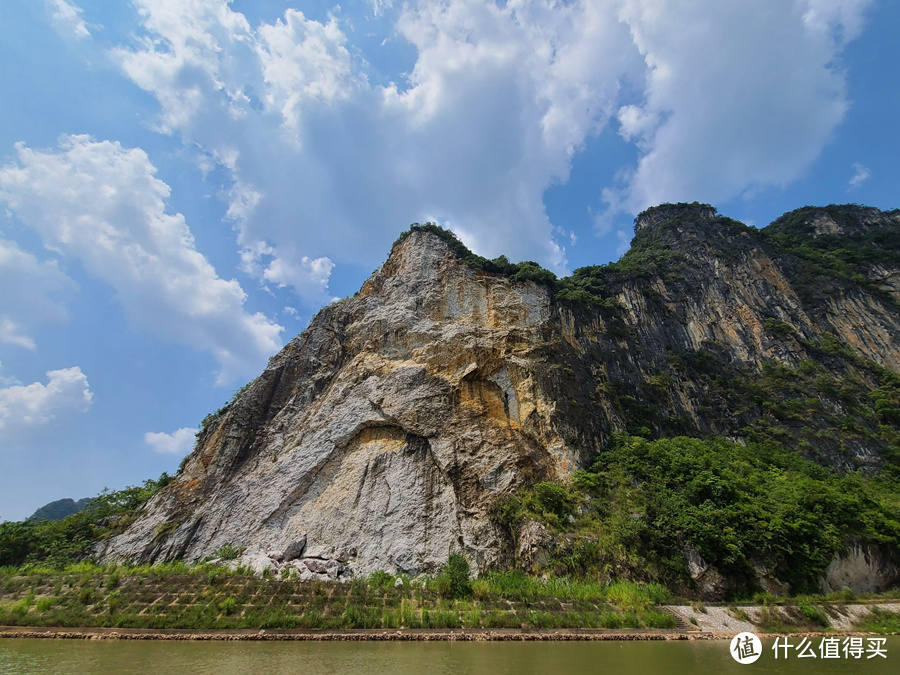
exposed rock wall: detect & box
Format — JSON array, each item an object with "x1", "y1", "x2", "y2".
[
  {"x1": 100, "y1": 231, "x2": 566, "y2": 576},
  {"x1": 820, "y1": 544, "x2": 899, "y2": 594},
  {"x1": 98, "y1": 204, "x2": 899, "y2": 579}
]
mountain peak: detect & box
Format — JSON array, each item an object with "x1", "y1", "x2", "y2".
[
  {"x1": 634, "y1": 202, "x2": 718, "y2": 234},
  {"x1": 766, "y1": 204, "x2": 900, "y2": 239}
]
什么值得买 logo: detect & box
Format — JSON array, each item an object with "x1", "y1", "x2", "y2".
[{"x1": 730, "y1": 632, "x2": 762, "y2": 664}]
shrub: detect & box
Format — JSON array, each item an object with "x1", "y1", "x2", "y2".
[
  {"x1": 799, "y1": 601, "x2": 829, "y2": 627},
  {"x1": 368, "y1": 570, "x2": 395, "y2": 590},
  {"x1": 436, "y1": 554, "x2": 472, "y2": 599},
  {"x1": 218, "y1": 597, "x2": 237, "y2": 615},
  {"x1": 532, "y1": 482, "x2": 576, "y2": 521},
  {"x1": 213, "y1": 544, "x2": 243, "y2": 561}
]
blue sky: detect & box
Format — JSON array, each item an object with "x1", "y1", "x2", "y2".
[{"x1": 0, "y1": 0, "x2": 897, "y2": 520}]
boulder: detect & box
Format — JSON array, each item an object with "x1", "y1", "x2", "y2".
[
  {"x1": 303, "y1": 558, "x2": 329, "y2": 574},
  {"x1": 240, "y1": 549, "x2": 278, "y2": 576},
  {"x1": 282, "y1": 536, "x2": 307, "y2": 562}
]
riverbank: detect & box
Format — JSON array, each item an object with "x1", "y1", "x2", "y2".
[
  {"x1": 0, "y1": 625, "x2": 892, "y2": 641},
  {"x1": 2, "y1": 564, "x2": 897, "y2": 636},
  {"x1": 0, "y1": 564, "x2": 676, "y2": 631}
]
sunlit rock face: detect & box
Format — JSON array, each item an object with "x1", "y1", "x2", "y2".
[{"x1": 98, "y1": 204, "x2": 899, "y2": 578}]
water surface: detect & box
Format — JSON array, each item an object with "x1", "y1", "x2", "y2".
[{"x1": 1, "y1": 637, "x2": 896, "y2": 674}]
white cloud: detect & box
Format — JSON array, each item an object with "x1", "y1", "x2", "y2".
[
  {"x1": 849, "y1": 162, "x2": 870, "y2": 188},
  {"x1": 144, "y1": 427, "x2": 197, "y2": 455},
  {"x1": 0, "y1": 135, "x2": 283, "y2": 384},
  {"x1": 0, "y1": 367, "x2": 92, "y2": 442},
  {"x1": 371, "y1": 1, "x2": 393, "y2": 17},
  {"x1": 0, "y1": 318, "x2": 34, "y2": 351},
  {"x1": 256, "y1": 10, "x2": 360, "y2": 131},
  {"x1": 239, "y1": 240, "x2": 335, "y2": 302},
  {"x1": 110, "y1": 0, "x2": 647, "y2": 275},
  {"x1": 46, "y1": 0, "x2": 90, "y2": 39},
  {"x1": 603, "y1": 0, "x2": 871, "y2": 215},
  {"x1": 106, "y1": 0, "x2": 867, "y2": 278},
  {"x1": 0, "y1": 239, "x2": 74, "y2": 351},
  {"x1": 263, "y1": 253, "x2": 335, "y2": 299}
]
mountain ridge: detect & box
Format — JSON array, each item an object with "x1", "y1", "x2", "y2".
[{"x1": 95, "y1": 203, "x2": 899, "y2": 598}]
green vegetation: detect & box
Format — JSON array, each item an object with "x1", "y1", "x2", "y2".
[
  {"x1": 212, "y1": 544, "x2": 244, "y2": 562},
  {"x1": 611, "y1": 338, "x2": 900, "y2": 473},
  {"x1": 433, "y1": 553, "x2": 473, "y2": 599},
  {"x1": 856, "y1": 607, "x2": 900, "y2": 634},
  {"x1": 394, "y1": 205, "x2": 757, "y2": 308},
  {"x1": 763, "y1": 205, "x2": 900, "y2": 306},
  {"x1": 396, "y1": 204, "x2": 899, "y2": 314},
  {"x1": 0, "y1": 562, "x2": 675, "y2": 631},
  {"x1": 4, "y1": 561, "x2": 892, "y2": 632},
  {"x1": 394, "y1": 222, "x2": 559, "y2": 286},
  {"x1": 752, "y1": 605, "x2": 828, "y2": 633},
  {"x1": 393, "y1": 221, "x2": 679, "y2": 308},
  {"x1": 0, "y1": 476, "x2": 172, "y2": 568},
  {"x1": 495, "y1": 434, "x2": 899, "y2": 597}
]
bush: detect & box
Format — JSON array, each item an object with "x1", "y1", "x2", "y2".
[
  {"x1": 368, "y1": 570, "x2": 395, "y2": 590},
  {"x1": 218, "y1": 597, "x2": 237, "y2": 615},
  {"x1": 799, "y1": 601, "x2": 829, "y2": 627},
  {"x1": 213, "y1": 544, "x2": 243, "y2": 561},
  {"x1": 436, "y1": 554, "x2": 472, "y2": 599},
  {"x1": 35, "y1": 596, "x2": 54, "y2": 612},
  {"x1": 532, "y1": 482, "x2": 576, "y2": 521}
]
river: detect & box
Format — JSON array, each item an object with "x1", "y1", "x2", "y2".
[{"x1": 1, "y1": 637, "x2": 897, "y2": 673}]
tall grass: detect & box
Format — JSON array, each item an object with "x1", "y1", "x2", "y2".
[{"x1": 471, "y1": 570, "x2": 669, "y2": 607}]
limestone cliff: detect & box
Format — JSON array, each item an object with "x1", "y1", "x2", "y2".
[{"x1": 98, "y1": 203, "x2": 899, "y2": 582}]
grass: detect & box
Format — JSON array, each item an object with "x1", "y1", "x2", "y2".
[
  {"x1": 855, "y1": 608, "x2": 900, "y2": 634},
  {"x1": 752, "y1": 603, "x2": 843, "y2": 633},
  {"x1": 469, "y1": 570, "x2": 668, "y2": 608},
  {"x1": 0, "y1": 565, "x2": 677, "y2": 631},
  {"x1": 0, "y1": 563, "x2": 894, "y2": 632}
]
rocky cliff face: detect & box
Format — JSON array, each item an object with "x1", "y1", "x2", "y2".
[{"x1": 99, "y1": 203, "x2": 899, "y2": 582}]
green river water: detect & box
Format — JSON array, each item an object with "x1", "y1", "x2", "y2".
[{"x1": 0, "y1": 637, "x2": 897, "y2": 674}]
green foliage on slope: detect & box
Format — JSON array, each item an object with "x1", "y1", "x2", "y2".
[
  {"x1": 396, "y1": 204, "x2": 899, "y2": 310},
  {"x1": 0, "y1": 475, "x2": 172, "y2": 568},
  {"x1": 592, "y1": 334, "x2": 900, "y2": 472},
  {"x1": 394, "y1": 220, "x2": 683, "y2": 307},
  {"x1": 496, "y1": 434, "x2": 899, "y2": 597},
  {"x1": 763, "y1": 205, "x2": 900, "y2": 305}
]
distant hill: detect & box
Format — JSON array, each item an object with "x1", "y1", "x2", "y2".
[{"x1": 27, "y1": 498, "x2": 92, "y2": 522}]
